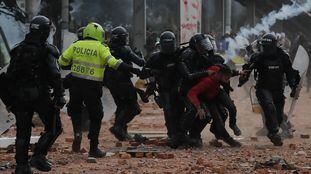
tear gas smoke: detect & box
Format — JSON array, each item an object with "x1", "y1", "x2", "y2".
[{"x1": 226, "y1": 1, "x2": 311, "y2": 61}]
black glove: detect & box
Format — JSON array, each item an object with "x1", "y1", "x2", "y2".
[
  {"x1": 54, "y1": 96, "x2": 66, "y2": 109},
  {"x1": 118, "y1": 62, "x2": 142, "y2": 76},
  {"x1": 139, "y1": 68, "x2": 152, "y2": 79}
]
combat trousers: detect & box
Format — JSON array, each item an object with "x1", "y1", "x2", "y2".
[
  {"x1": 13, "y1": 96, "x2": 62, "y2": 165},
  {"x1": 107, "y1": 81, "x2": 141, "y2": 130},
  {"x1": 159, "y1": 90, "x2": 184, "y2": 138},
  {"x1": 67, "y1": 78, "x2": 103, "y2": 145},
  {"x1": 256, "y1": 88, "x2": 285, "y2": 135}
]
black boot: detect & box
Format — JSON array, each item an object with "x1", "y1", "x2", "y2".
[
  {"x1": 110, "y1": 109, "x2": 129, "y2": 141},
  {"x1": 223, "y1": 137, "x2": 242, "y2": 147},
  {"x1": 15, "y1": 164, "x2": 33, "y2": 174},
  {"x1": 122, "y1": 125, "x2": 133, "y2": 141},
  {"x1": 229, "y1": 124, "x2": 242, "y2": 136},
  {"x1": 136, "y1": 88, "x2": 149, "y2": 103},
  {"x1": 268, "y1": 133, "x2": 283, "y2": 146},
  {"x1": 167, "y1": 135, "x2": 180, "y2": 149},
  {"x1": 189, "y1": 138, "x2": 203, "y2": 148},
  {"x1": 72, "y1": 133, "x2": 82, "y2": 152},
  {"x1": 88, "y1": 141, "x2": 105, "y2": 158},
  {"x1": 109, "y1": 126, "x2": 126, "y2": 141},
  {"x1": 30, "y1": 154, "x2": 52, "y2": 172}
]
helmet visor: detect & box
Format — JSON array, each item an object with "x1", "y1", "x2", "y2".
[
  {"x1": 160, "y1": 41, "x2": 176, "y2": 54},
  {"x1": 119, "y1": 34, "x2": 129, "y2": 45},
  {"x1": 195, "y1": 38, "x2": 214, "y2": 55}
]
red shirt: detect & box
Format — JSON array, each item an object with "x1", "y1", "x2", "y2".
[{"x1": 187, "y1": 66, "x2": 221, "y2": 107}]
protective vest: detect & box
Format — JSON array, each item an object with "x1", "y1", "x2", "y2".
[
  {"x1": 256, "y1": 55, "x2": 284, "y2": 90},
  {"x1": 58, "y1": 40, "x2": 122, "y2": 82}
]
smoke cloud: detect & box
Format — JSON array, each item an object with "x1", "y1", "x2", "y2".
[{"x1": 226, "y1": 0, "x2": 311, "y2": 61}]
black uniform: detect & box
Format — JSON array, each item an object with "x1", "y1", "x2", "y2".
[
  {"x1": 141, "y1": 31, "x2": 186, "y2": 148},
  {"x1": 105, "y1": 26, "x2": 145, "y2": 141},
  {"x1": 144, "y1": 50, "x2": 184, "y2": 142},
  {"x1": 6, "y1": 15, "x2": 65, "y2": 174},
  {"x1": 241, "y1": 33, "x2": 300, "y2": 146},
  {"x1": 106, "y1": 44, "x2": 145, "y2": 141}
]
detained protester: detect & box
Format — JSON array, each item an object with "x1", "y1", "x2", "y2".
[{"x1": 187, "y1": 65, "x2": 242, "y2": 147}]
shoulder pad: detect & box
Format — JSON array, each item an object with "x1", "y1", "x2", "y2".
[
  {"x1": 180, "y1": 48, "x2": 195, "y2": 61},
  {"x1": 250, "y1": 53, "x2": 261, "y2": 63},
  {"x1": 121, "y1": 45, "x2": 132, "y2": 54},
  {"x1": 46, "y1": 44, "x2": 60, "y2": 59},
  {"x1": 145, "y1": 51, "x2": 160, "y2": 66},
  {"x1": 277, "y1": 47, "x2": 289, "y2": 57},
  {"x1": 124, "y1": 45, "x2": 132, "y2": 51},
  {"x1": 212, "y1": 54, "x2": 225, "y2": 64},
  {"x1": 10, "y1": 41, "x2": 26, "y2": 51},
  {"x1": 9, "y1": 41, "x2": 27, "y2": 56},
  {"x1": 150, "y1": 51, "x2": 160, "y2": 58}
]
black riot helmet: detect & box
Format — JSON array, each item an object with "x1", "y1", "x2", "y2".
[
  {"x1": 159, "y1": 31, "x2": 176, "y2": 55},
  {"x1": 189, "y1": 33, "x2": 214, "y2": 56},
  {"x1": 110, "y1": 26, "x2": 129, "y2": 46},
  {"x1": 259, "y1": 33, "x2": 277, "y2": 55},
  {"x1": 77, "y1": 26, "x2": 85, "y2": 40},
  {"x1": 29, "y1": 15, "x2": 51, "y2": 41}
]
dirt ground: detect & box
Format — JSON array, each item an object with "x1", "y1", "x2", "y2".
[{"x1": 1, "y1": 86, "x2": 311, "y2": 174}]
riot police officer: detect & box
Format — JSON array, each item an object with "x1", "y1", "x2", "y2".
[
  {"x1": 59, "y1": 22, "x2": 141, "y2": 158},
  {"x1": 240, "y1": 33, "x2": 300, "y2": 146},
  {"x1": 77, "y1": 26, "x2": 85, "y2": 40},
  {"x1": 106, "y1": 26, "x2": 145, "y2": 141},
  {"x1": 141, "y1": 31, "x2": 185, "y2": 148},
  {"x1": 6, "y1": 15, "x2": 65, "y2": 174}
]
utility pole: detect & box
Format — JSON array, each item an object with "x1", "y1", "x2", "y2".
[
  {"x1": 224, "y1": 0, "x2": 232, "y2": 33},
  {"x1": 61, "y1": 0, "x2": 69, "y2": 30},
  {"x1": 246, "y1": 0, "x2": 256, "y2": 27},
  {"x1": 220, "y1": 0, "x2": 225, "y2": 35},
  {"x1": 133, "y1": 0, "x2": 146, "y2": 54},
  {"x1": 61, "y1": 0, "x2": 69, "y2": 50}
]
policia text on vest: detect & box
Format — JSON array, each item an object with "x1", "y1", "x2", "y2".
[{"x1": 59, "y1": 40, "x2": 122, "y2": 82}]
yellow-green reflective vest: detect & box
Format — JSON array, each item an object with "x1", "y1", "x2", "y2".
[{"x1": 58, "y1": 40, "x2": 122, "y2": 82}]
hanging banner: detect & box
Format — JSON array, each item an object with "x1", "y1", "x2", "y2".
[{"x1": 180, "y1": 0, "x2": 202, "y2": 43}]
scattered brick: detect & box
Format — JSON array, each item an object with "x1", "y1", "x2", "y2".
[
  {"x1": 300, "y1": 134, "x2": 310, "y2": 139},
  {"x1": 135, "y1": 152, "x2": 144, "y2": 158},
  {"x1": 65, "y1": 138, "x2": 74, "y2": 143},
  {"x1": 120, "y1": 153, "x2": 131, "y2": 159},
  {"x1": 289, "y1": 143, "x2": 297, "y2": 150}
]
